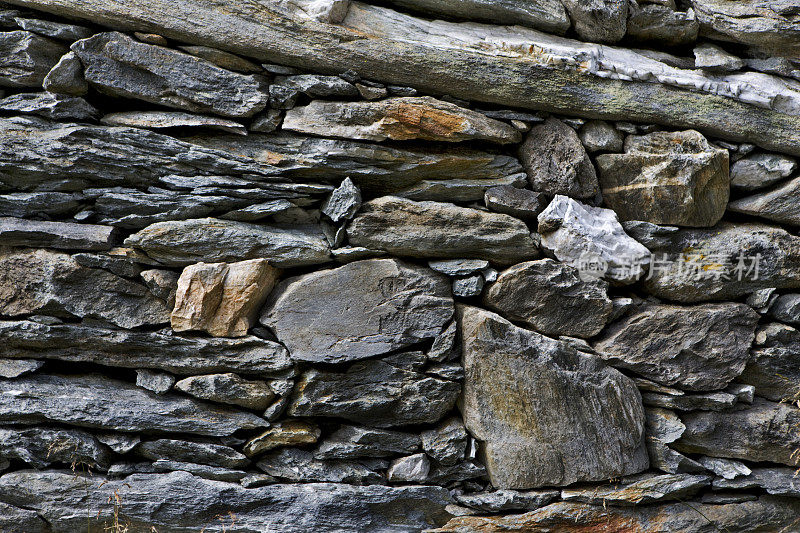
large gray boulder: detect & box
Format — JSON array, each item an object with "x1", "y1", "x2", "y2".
[
  {"x1": 348, "y1": 196, "x2": 540, "y2": 265},
  {"x1": 0, "y1": 30, "x2": 65, "y2": 87},
  {"x1": 260, "y1": 258, "x2": 453, "y2": 363},
  {"x1": 597, "y1": 130, "x2": 729, "y2": 227},
  {"x1": 483, "y1": 259, "x2": 613, "y2": 338},
  {"x1": 595, "y1": 303, "x2": 759, "y2": 391},
  {"x1": 460, "y1": 306, "x2": 648, "y2": 489},
  {"x1": 71, "y1": 32, "x2": 268, "y2": 118}
]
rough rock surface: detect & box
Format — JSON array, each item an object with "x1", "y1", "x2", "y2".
[
  {"x1": 738, "y1": 323, "x2": 800, "y2": 402},
  {"x1": 0, "y1": 91, "x2": 97, "y2": 119},
  {"x1": 261, "y1": 258, "x2": 453, "y2": 363},
  {"x1": 561, "y1": 0, "x2": 628, "y2": 43},
  {"x1": 42, "y1": 50, "x2": 87, "y2": 95},
  {"x1": 101, "y1": 110, "x2": 247, "y2": 135},
  {"x1": 730, "y1": 152, "x2": 796, "y2": 191},
  {"x1": 349, "y1": 197, "x2": 539, "y2": 265},
  {"x1": 0, "y1": 217, "x2": 115, "y2": 250},
  {"x1": 597, "y1": 130, "x2": 729, "y2": 226},
  {"x1": 483, "y1": 259, "x2": 613, "y2": 338},
  {"x1": 728, "y1": 176, "x2": 800, "y2": 226},
  {"x1": 174, "y1": 373, "x2": 276, "y2": 410},
  {"x1": 72, "y1": 32, "x2": 268, "y2": 118},
  {"x1": 460, "y1": 306, "x2": 647, "y2": 489},
  {"x1": 0, "y1": 30, "x2": 65, "y2": 87},
  {"x1": 595, "y1": 303, "x2": 759, "y2": 391},
  {"x1": 315, "y1": 425, "x2": 419, "y2": 460},
  {"x1": 483, "y1": 185, "x2": 547, "y2": 221}
]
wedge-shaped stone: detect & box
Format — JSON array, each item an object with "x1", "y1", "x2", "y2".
[
  {"x1": 674, "y1": 398, "x2": 800, "y2": 466},
  {"x1": 71, "y1": 32, "x2": 268, "y2": 118},
  {"x1": 729, "y1": 176, "x2": 800, "y2": 226},
  {"x1": 256, "y1": 448, "x2": 383, "y2": 485},
  {"x1": 125, "y1": 218, "x2": 330, "y2": 268},
  {"x1": 348, "y1": 197, "x2": 539, "y2": 265},
  {"x1": 42, "y1": 51, "x2": 87, "y2": 95},
  {"x1": 561, "y1": 473, "x2": 711, "y2": 506},
  {"x1": 626, "y1": 3, "x2": 699, "y2": 45},
  {"x1": 597, "y1": 130, "x2": 729, "y2": 227},
  {"x1": 538, "y1": 195, "x2": 650, "y2": 284},
  {"x1": 383, "y1": 0, "x2": 570, "y2": 33},
  {"x1": 714, "y1": 467, "x2": 800, "y2": 497},
  {"x1": 0, "y1": 30, "x2": 65, "y2": 87},
  {"x1": 172, "y1": 259, "x2": 279, "y2": 337},
  {"x1": 483, "y1": 259, "x2": 612, "y2": 338},
  {"x1": 0, "y1": 471, "x2": 453, "y2": 532},
  {"x1": 644, "y1": 408, "x2": 704, "y2": 474},
  {"x1": 174, "y1": 373, "x2": 276, "y2": 410},
  {"x1": 283, "y1": 97, "x2": 520, "y2": 144},
  {"x1": 627, "y1": 221, "x2": 800, "y2": 302},
  {"x1": 288, "y1": 360, "x2": 460, "y2": 428},
  {"x1": 738, "y1": 323, "x2": 800, "y2": 402},
  {"x1": 260, "y1": 258, "x2": 452, "y2": 363},
  {"x1": 460, "y1": 306, "x2": 648, "y2": 489},
  {"x1": 0, "y1": 374, "x2": 267, "y2": 436},
  {"x1": 561, "y1": 0, "x2": 627, "y2": 43},
  {"x1": 315, "y1": 425, "x2": 419, "y2": 460},
  {"x1": 0, "y1": 247, "x2": 168, "y2": 329},
  {"x1": 0, "y1": 320, "x2": 293, "y2": 375},
  {"x1": 430, "y1": 497, "x2": 800, "y2": 533},
  {"x1": 244, "y1": 420, "x2": 321, "y2": 457},
  {"x1": 136, "y1": 439, "x2": 249, "y2": 468},
  {"x1": 101, "y1": 111, "x2": 247, "y2": 135},
  {"x1": 0, "y1": 427, "x2": 113, "y2": 469},
  {"x1": 595, "y1": 303, "x2": 759, "y2": 391},
  {"x1": 0, "y1": 217, "x2": 115, "y2": 251}
]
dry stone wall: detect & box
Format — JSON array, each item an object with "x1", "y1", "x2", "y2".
[{"x1": 0, "y1": 0, "x2": 798, "y2": 531}]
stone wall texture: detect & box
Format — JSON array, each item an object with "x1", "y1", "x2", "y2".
[{"x1": 0, "y1": 0, "x2": 798, "y2": 531}]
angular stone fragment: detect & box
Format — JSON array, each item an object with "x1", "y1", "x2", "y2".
[
  {"x1": 243, "y1": 420, "x2": 321, "y2": 457},
  {"x1": 261, "y1": 258, "x2": 452, "y2": 363},
  {"x1": 432, "y1": 496, "x2": 800, "y2": 532},
  {"x1": 13, "y1": 17, "x2": 91, "y2": 41},
  {"x1": 729, "y1": 176, "x2": 800, "y2": 226},
  {"x1": 394, "y1": 174, "x2": 527, "y2": 203},
  {"x1": 730, "y1": 153, "x2": 796, "y2": 192},
  {"x1": 562, "y1": 0, "x2": 628, "y2": 42},
  {"x1": 136, "y1": 439, "x2": 249, "y2": 468},
  {"x1": 96, "y1": 433, "x2": 140, "y2": 454},
  {"x1": 315, "y1": 425, "x2": 419, "y2": 460},
  {"x1": 595, "y1": 303, "x2": 758, "y2": 391},
  {"x1": 0, "y1": 501, "x2": 47, "y2": 532},
  {"x1": 284, "y1": 97, "x2": 520, "y2": 144},
  {"x1": 519, "y1": 118, "x2": 598, "y2": 200},
  {"x1": 578, "y1": 120, "x2": 623, "y2": 153},
  {"x1": 384, "y1": 0, "x2": 570, "y2": 33},
  {"x1": 738, "y1": 323, "x2": 800, "y2": 402},
  {"x1": 643, "y1": 390, "x2": 739, "y2": 411},
  {"x1": 321, "y1": 177, "x2": 361, "y2": 224},
  {"x1": 562, "y1": 473, "x2": 711, "y2": 505},
  {"x1": 0, "y1": 426, "x2": 113, "y2": 469},
  {"x1": 140, "y1": 269, "x2": 178, "y2": 305},
  {"x1": 0, "y1": 373, "x2": 267, "y2": 436},
  {"x1": 274, "y1": 73, "x2": 359, "y2": 97},
  {"x1": 288, "y1": 360, "x2": 460, "y2": 428},
  {"x1": 455, "y1": 490, "x2": 559, "y2": 513},
  {"x1": 483, "y1": 185, "x2": 547, "y2": 222},
  {"x1": 627, "y1": 3, "x2": 699, "y2": 45},
  {"x1": 125, "y1": 218, "x2": 330, "y2": 267},
  {"x1": 135, "y1": 369, "x2": 174, "y2": 395},
  {"x1": 349, "y1": 197, "x2": 539, "y2": 265},
  {"x1": 714, "y1": 467, "x2": 800, "y2": 496},
  {"x1": 644, "y1": 407, "x2": 703, "y2": 474},
  {"x1": 0, "y1": 30, "x2": 65, "y2": 87},
  {"x1": 387, "y1": 453, "x2": 429, "y2": 483},
  {"x1": 171, "y1": 259, "x2": 278, "y2": 338},
  {"x1": 628, "y1": 221, "x2": 800, "y2": 302},
  {"x1": 421, "y1": 417, "x2": 467, "y2": 466},
  {"x1": 428, "y1": 259, "x2": 489, "y2": 277},
  {"x1": 597, "y1": 130, "x2": 729, "y2": 227},
  {"x1": 175, "y1": 373, "x2": 276, "y2": 410},
  {"x1": 460, "y1": 306, "x2": 647, "y2": 489},
  {"x1": 0, "y1": 358, "x2": 42, "y2": 378},
  {"x1": 0, "y1": 470, "x2": 453, "y2": 532},
  {"x1": 675, "y1": 398, "x2": 800, "y2": 466},
  {"x1": 483, "y1": 259, "x2": 612, "y2": 338},
  {"x1": 452, "y1": 275, "x2": 483, "y2": 298},
  {"x1": 101, "y1": 111, "x2": 247, "y2": 135},
  {"x1": 177, "y1": 45, "x2": 262, "y2": 72},
  {"x1": 0, "y1": 217, "x2": 114, "y2": 251},
  {"x1": 257, "y1": 448, "x2": 383, "y2": 485},
  {"x1": 0, "y1": 248, "x2": 168, "y2": 329},
  {"x1": 538, "y1": 195, "x2": 650, "y2": 284},
  {"x1": 72, "y1": 32, "x2": 268, "y2": 118},
  {"x1": 0, "y1": 320, "x2": 293, "y2": 375},
  {"x1": 0, "y1": 91, "x2": 96, "y2": 119},
  {"x1": 698, "y1": 456, "x2": 751, "y2": 480}
]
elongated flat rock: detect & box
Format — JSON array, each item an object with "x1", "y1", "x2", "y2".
[
  {"x1": 6, "y1": 1, "x2": 800, "y2": 155},
  {"x1": 348, "y1": 196, "x2": 539, "y2": 265},
  {"x1": 0, "y1": 471, "x2": 454, "y2": 532},
  {"x1": 283, "y1": 97, "x2": 520, "y2": 144},
  {"x1": 0, "y1": 217, "x2": 116, "y2": 250},
  {"x1": 460, "y1": 306, "x2": 648, "y2": 489},
  {"x1": 738, "y1": 323, "x2": 800, "y2": 402},
  {"x1": 101, "y1": 110, "x2": 247, "y2": 135},
  {"x1": 72, "y1": 32, "x2": 268, "y2": 118},
  {"x1": 728, "y1": 176, "x2": 800, "y2": 226},
  {"x1": 0, "y1": 374, "x2": 267, "y2": 436},
  {"x1": 261, "y1": 258, "x2": 453, "y2": 363},
  {"x1": 125, "y1": 217, "x2": 331, "y2": 267},
  {"x1": 0, "y1": 320, "x2": 293, "y2": 375}
]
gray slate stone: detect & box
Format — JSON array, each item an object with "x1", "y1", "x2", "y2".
[
  {"x1": 562, "y1": 0, "x2": 628, "y2": 42},
  {"x1": 177, "y1": 45, "x2": 262, "y2": 73},
  {"x1": 243, "y1": 420, "x2": 320, "y2": 457},
  {"x1": 452, "y1": 275, "x2": 483, "y2": 298},
  {"x1": 150, "y1": 460, "x2": 247, "y2": 482},
  {"x1": 0, "y1": 373, "x2": 267, "y2": 436},
  {"x1": 0, "y1": 91, "x2": 97, "y2": 119},
  {"x1": 538, "y1": 195, "x2": 650, "y2": 285},
  {"x1": 642, "y1": 390, "x2": 738, "y2": 411},
  {"x1": 483, "y1": 185, "x2": 548, "y2": 221},
  {"x1": 125, "y1": 217, "x2": 330, "y2": 267},
  {"x1": 135, "y1": 369, "x2": 175, "y2": 395},
  {"x1": 0, "y1": 320, "x2": 293, "y2": 375},
  {"x1": 738, "y1": 323, "x2": 800, "y2": 402},
  {"x1": 729, "y1": 176, "x2": 800, "y2": 226},
  {"x1": 483, "y1": 259, "x2": 613, "y2": 338},
  {"x1": 595, "y1": 303, "x2": 759, "y2": 391},
  {"x1": 0, "y1": 426, "x2": 113, "y2": 469},
  {"x1": 288, "y1": 360, "x2": 460, "y2": 428},
  {"x1": 0, "y1": 247, "x2": 169, "y2": 329},
  {"x1": 0, "y1": 217, "x2": 115, "y2": 250},
  {"x1": 0, "y1": 358, "x2": 42, "y2": 378},
  {"x1": 349, "y1": 196, "x2": 539, "y2": 265},
  {"x1": 261, "y1": 258, "x2": 453, "y2": 363},
  {"x1": 626, "y1": 3, "x2": 699, "y2": 45},
  {"x1": 387, "y1": 453, "x2": 430, "y2": 483},
  {"x1": 257, "y1": 448, "x2": 383, "y2": 485},
  {"x1": 698, "y1": 456, "x2": 751, "y2": 480},
  {"x1": 694, "y1": 43, "x2": 744, "y2": 71},
  {"x1": 72, "y1": 32, "x2": 268, "y2": 118},
  {"x1": 42, "y1": 51, "x2": 88, "y2": 95},
  {"x1": 421, "y1": 417, "x2": 467, "y2": 466},
  {"x1": 135, "y1": 439, "x2": 248, "y2": 468},
  {"x1": 174, "y1": 373, "x2": 275, "y2": 410},
  {"x1": 13, "y1": 16, "x2": 92, "y2": 41},
  {"x1": 273, "y1": 73, "x2": 359, "y2": 97},
  {"x1": 321, "y1": 177, "x2": 361, "y2": 223},
  {"x1": 101, "y1": 111, "x2": 247, "y2": 135},
  {"x1": 714, "y1": 467, "x2": 800, "y2": 496},
  {"x1": 428, "y1": 259, "x2": 489, "y2": 277},
  {"x1": 96, "y1": 433, "x2": 141, "y2": 454},
  {"x1": 562, "y1": 473, "x2": 710, "y2": 506},
  {"x1": 578, "y1": 120, "x2": 623, "y2": 153},
  {"x1": 0, "y1": 30, "x2": 65, "y2": 87},
  {"x1": 460, "y1": 306, "x2": 648, "y2": 489},
  {"x1": 0, "y1": 191, "x2": 83, "y2": 218},
  {"x1": 0, "y1": 470, "x2": 453, "y2": 532},
  {"x1": 0, "y1": 501, "x2": 47, "y2": 533},
  {"x1": 455, "y1": 490, "x2": 559, "y2": 513},
  {"x1": 644, "y1": 408, "x2": 704, "y2": 474},
  {"x1": 519, "y1": 117, "x2": 599, "y2": 200},
  {"x1": 315, "y1": 425, "x2": 419, "y2": 460},
  {"x1": 730, "y1": 153, "x2": 797, "y2": 192}
]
